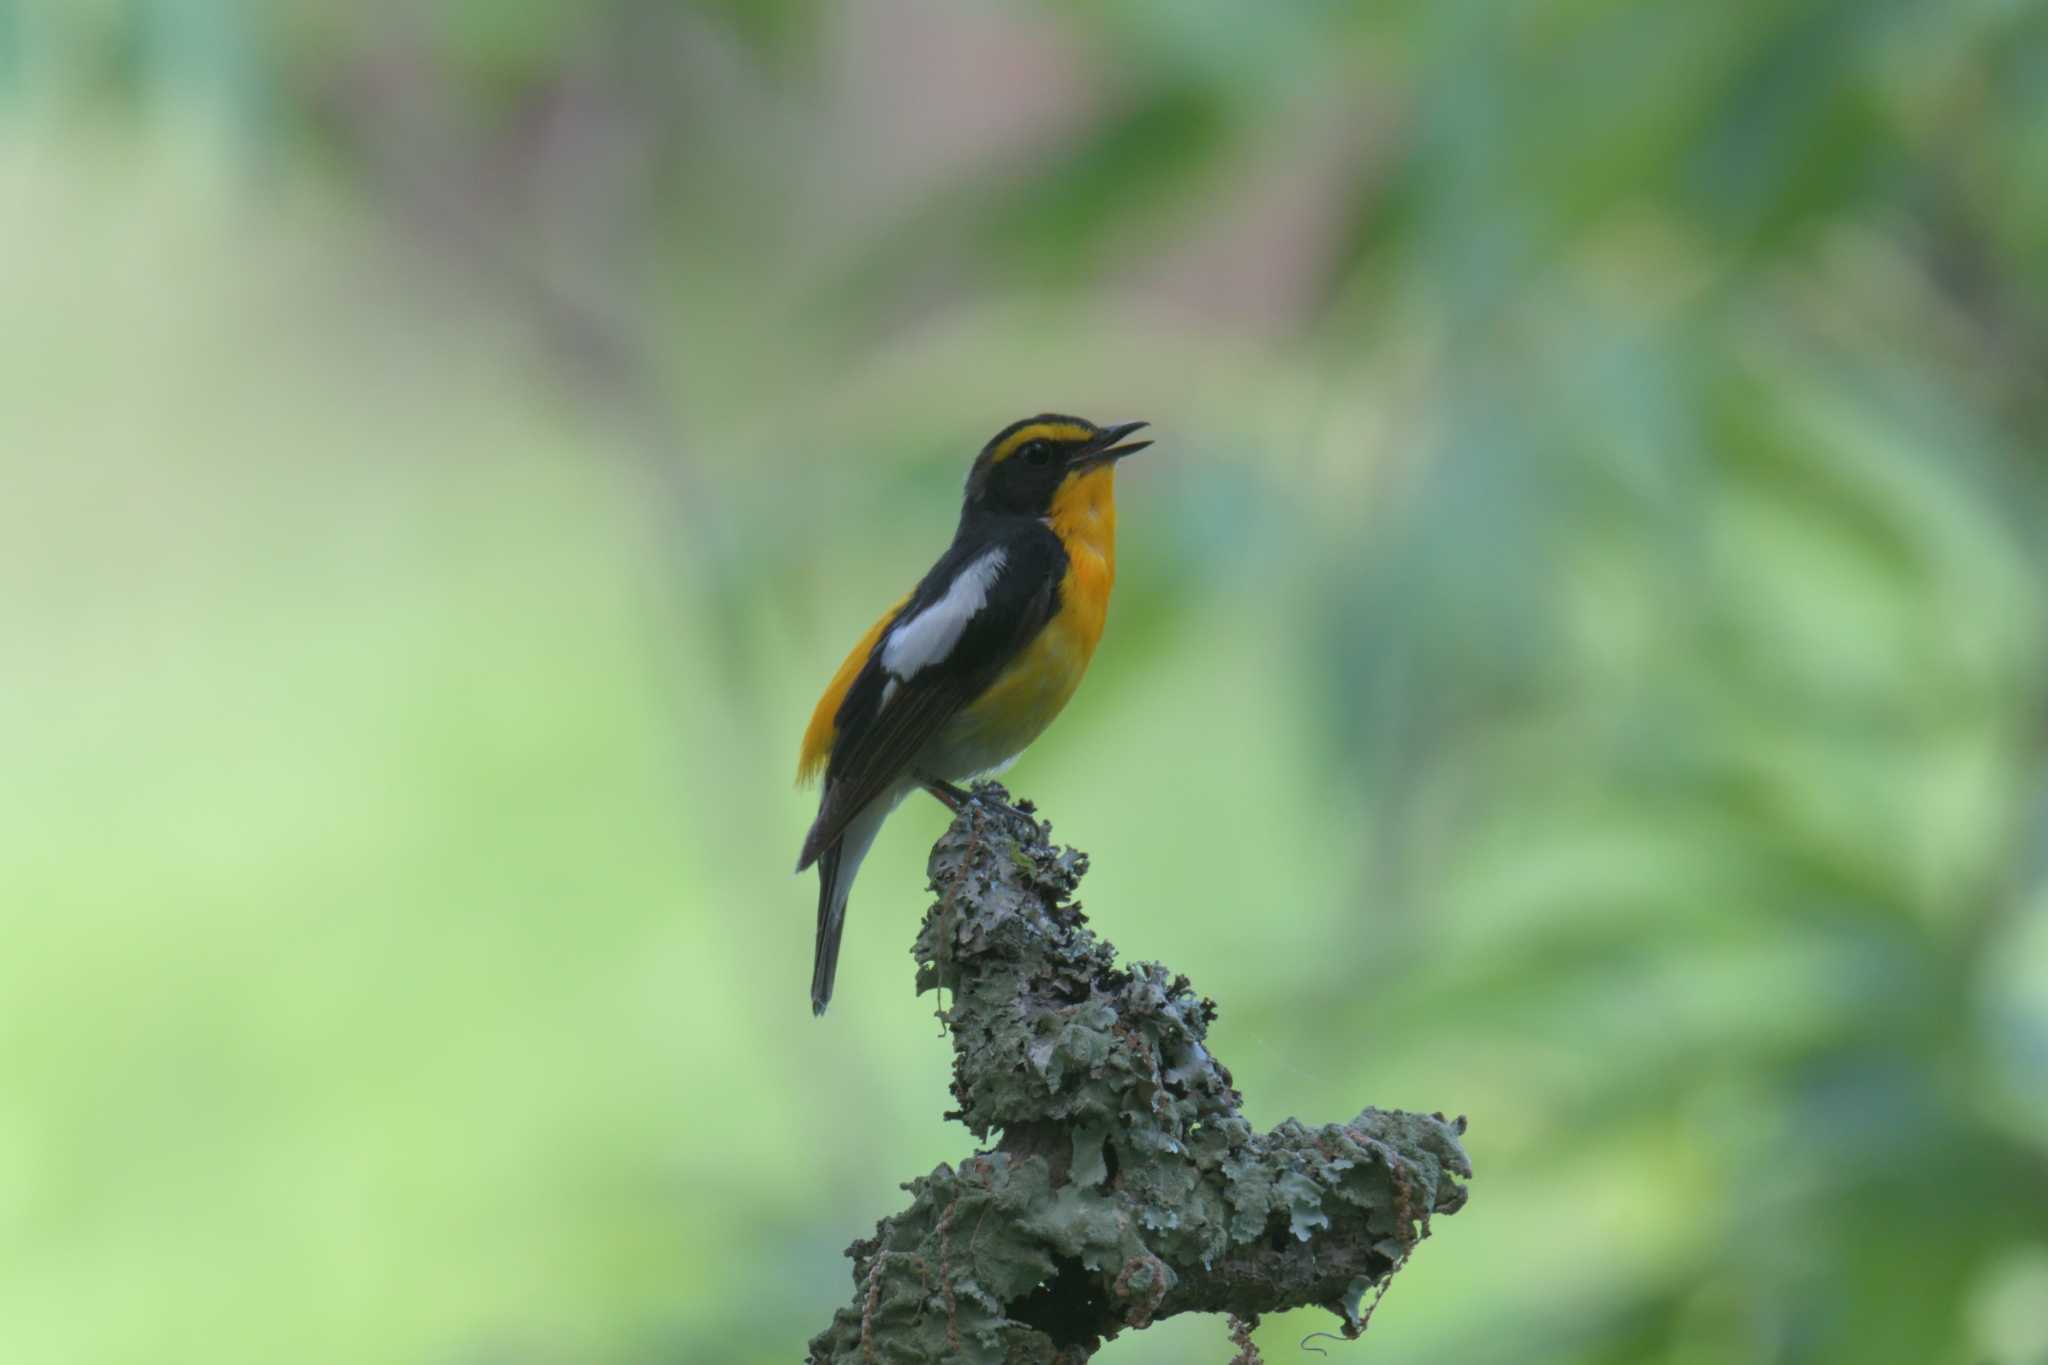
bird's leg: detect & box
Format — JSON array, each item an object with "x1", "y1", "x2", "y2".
[
  {"x1": 920, "y1": 777, "x2": 973, "y2": 812},
  {"x1": 919, "y1": 776, "x2": 1038, "y2": 832}
]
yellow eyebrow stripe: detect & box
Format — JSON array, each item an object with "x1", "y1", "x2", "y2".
[{"x1": 990, "y1": 421, "x2": 1093, "y2": 465}]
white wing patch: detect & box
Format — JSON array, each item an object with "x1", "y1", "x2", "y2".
[{"x1": 880, "y1": 547, "x2": 1006, "y2": 685}]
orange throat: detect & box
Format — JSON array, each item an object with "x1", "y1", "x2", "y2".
[{"x1": 1048, "y1": 465, "x2": 1117, "y2": 591}]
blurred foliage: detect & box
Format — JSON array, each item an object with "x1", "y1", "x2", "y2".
[{"x1": 2, "y1": 0, "x2": 2047, "y2": 1363}]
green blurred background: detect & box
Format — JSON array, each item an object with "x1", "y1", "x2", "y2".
[{"x1": 5, "y1": 1, "x2": 2048, "y2": 1361}]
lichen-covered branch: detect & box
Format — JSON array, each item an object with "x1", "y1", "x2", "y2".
[{"x1": 807, "y1": 786, "x2": 1472, "y2": 1364}]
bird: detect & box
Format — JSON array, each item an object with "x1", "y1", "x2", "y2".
[{"x1": 796, "y1": 413, "x2": 1153, "y2": 1015}]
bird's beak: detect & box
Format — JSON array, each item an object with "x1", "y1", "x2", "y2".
[{"x1": 1070, "y1": 420, "x2": 1152, "y2": 470}]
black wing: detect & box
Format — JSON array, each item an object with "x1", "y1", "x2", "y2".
[{"x1": 797, "y1": 520, "x2": 1065, "y2": 870}]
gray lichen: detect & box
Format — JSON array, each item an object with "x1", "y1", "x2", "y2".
[{"x1": 806, "y1": 786, "x2": 1471, "y2": 1364}]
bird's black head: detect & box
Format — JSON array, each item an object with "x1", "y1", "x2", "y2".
[{"x1": 963, "y1": 414, "x2": 1151, "y2": 519}]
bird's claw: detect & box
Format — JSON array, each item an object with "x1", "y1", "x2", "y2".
[{"x1": 967, "y1": 787, "x2": 1038, "y2": 835}]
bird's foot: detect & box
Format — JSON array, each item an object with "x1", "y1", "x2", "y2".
[
  {"x1": 921, "y1": 778, "x2": 1040, "y2": 836},
  {"x1": 920, "y1": 777, "x2": 972, "y2": 812}
]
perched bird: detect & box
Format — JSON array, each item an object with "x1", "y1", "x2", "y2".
[{"x1": 796, "y1": 414, "x2": 1153, "y2": 1014}]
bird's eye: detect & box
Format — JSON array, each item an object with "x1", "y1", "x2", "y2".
[{"x1": 1021, "y1": 440, "x2": 1053, "y2": 466}]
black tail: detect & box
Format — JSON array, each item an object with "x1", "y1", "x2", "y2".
[{"x1": 810, "y1": 840, "x2": 846, "y2": 1016}]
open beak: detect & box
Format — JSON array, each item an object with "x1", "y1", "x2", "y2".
[{"x1": 1070, "y1": 420, "x2": 1152, "y2": 470}]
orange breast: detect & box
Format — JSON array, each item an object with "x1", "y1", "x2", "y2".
[{"x1": 943, "y1": 467, "x2": 1117, "y2": 770}]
